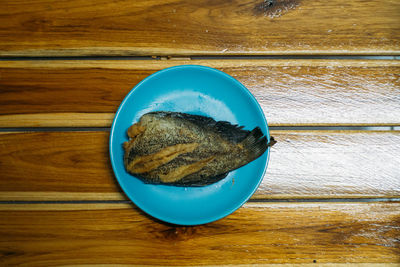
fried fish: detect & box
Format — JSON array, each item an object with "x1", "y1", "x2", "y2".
[{"x1": 123, "y1": 111, "x2": 275, "y2": 186}]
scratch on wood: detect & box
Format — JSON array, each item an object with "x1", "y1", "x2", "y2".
[{"x1": 254, "y1": 0, "x2": 300, "y2": 18}]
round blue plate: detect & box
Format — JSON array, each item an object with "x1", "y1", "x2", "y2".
[{"x1": 110, "y1": 65, "x2": 271, "y2": 225}]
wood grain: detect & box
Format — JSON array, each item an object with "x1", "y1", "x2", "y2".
[
  {"x1": 1, "y1": 130, "x2": 399, "y2": 201},
  {"x1": 0, "y1": 131, "x2": 120, "y2": 197},
  {"x1": 1, "y1": 60, "x2": 399, "y2": 127},
  {"x1": 0, "y1": 0, "x2": 399, "y2": 56},
  {"x1": 0, "y1": 202, "x2": 399, "y2": 265}
]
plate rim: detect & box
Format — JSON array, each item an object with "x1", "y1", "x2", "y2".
[{"x1": 109, "y1": 64, "x2": 271, "y2": 225}]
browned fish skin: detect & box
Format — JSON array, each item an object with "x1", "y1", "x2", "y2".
[{"x1": 123, "y1": 111, "x2": 274, "y2": 186}]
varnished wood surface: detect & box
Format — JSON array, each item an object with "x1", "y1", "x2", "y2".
[
  {"x1": 1, "y1": 0, "x2": 398, "y2": 265},
  {"x1": 1, "y1": 130, "x2": 399, "y2": 201},
  {"x1": 1, "y1": 60, "x2": 399, "y2": 127},
  {"x1": 0, "y1": 202, "x2": 399, "y2": 265},
  {"x1": 0, "y1": 131, "x2": 120, "y2": 199},
  {"x1": 0, "y1": 0, "x2": 399, "y2": 56}
]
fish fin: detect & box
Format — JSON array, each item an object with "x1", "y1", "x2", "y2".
[
  {"x1": 153, "y1": 111, "x2": 217, "y2": 129},
  {"x1": 240, "y1": 127, "x2": 269, "y2": 160},
  {"x1": 136, "y1": 172, "x2": 229, "y2": 187},
  {"x1": 152, "y1": 111, "x2": 249, "y2": 143},
  {"x1": 127, "y1": 123, "x2": 146, "y2": 138},
  {"x1": 213, "y1": 121, "x2": 249, "y2": 143},
  {"x1": 170, "y1": 172, "x2": 229, "y2": 187},
  {"x1": 268, "y1": 136, "x2": 277, "y2": 147}
]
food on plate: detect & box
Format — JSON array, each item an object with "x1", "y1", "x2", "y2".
[{"x1": 123, "y1": 111, "x2": 275, "y2": 186}]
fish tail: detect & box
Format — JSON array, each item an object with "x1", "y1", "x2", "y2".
[{"x1": 241, "y1": 127, "x2": 274, "y2": 160}]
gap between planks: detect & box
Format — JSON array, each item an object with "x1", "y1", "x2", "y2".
[
  {"x1": 1, "y1": 198, "x2": 400, "y2": 205},
  {"x1": 0, "y1": 201, "x2": 398, "y2": 211},
  {"x1": 0, "y1": 125, "x2": 400, "y2": 132},
  {"x1": 45, "y1": 264, "x2": 400, "y2": 267},
  {"x1": 1, "y1": 49, "x2": 399, "y2": 57},
  {"x1": 1, "y1": 59, "x2": 399, "y2": 68},
  {"x1": 0, "y1": 55, "x2": 399, "y2": 60},
  {"x1": 2, "y1": 113, "x2": 400, "y2": 128},
  {"x1": 0, "y1": 193, "x2": 399, "y2": 202}
]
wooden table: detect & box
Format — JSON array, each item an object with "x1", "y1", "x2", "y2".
[{"x1": 1, "y1": 0, "x2": 399, "y2": 265}]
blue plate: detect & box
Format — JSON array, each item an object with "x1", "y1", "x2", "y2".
[{"x1": 110, "y1": 65, "x2": 271, "y2": 225}]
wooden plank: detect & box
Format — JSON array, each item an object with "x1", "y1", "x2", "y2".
[
  {"x1": 1, "y1": 60, "x2": 399, "y2": 127},
  {"x1": 0, "y1": 131, "x2": 122, "y2": 198},
  {"x1": 0, "y1": 0, "x2": 399, "y2": 56},
  {"x1": 260, "y1": 130, "x2": 400, "y2": 199},
  {"x1": 1, "y1": 130, "x2": 399, "y2": 201},
  {"x1": 0, "y1": 202, "x2": 399, "y2": 265}
]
